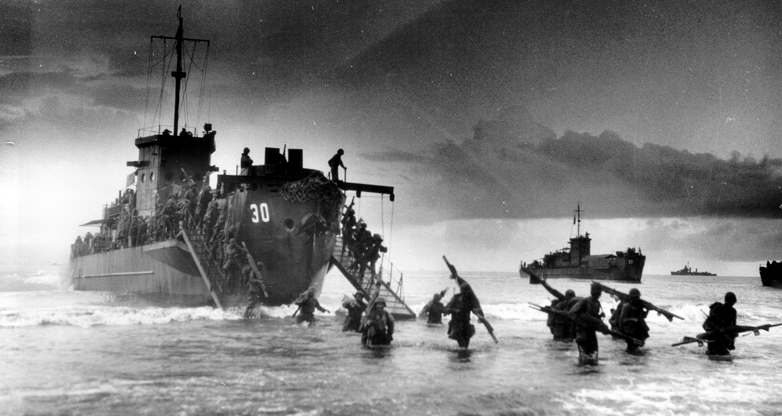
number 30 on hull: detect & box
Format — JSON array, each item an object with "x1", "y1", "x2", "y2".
[{"x1": 250, "y1": 203, "x2": 270, "y2": 223}]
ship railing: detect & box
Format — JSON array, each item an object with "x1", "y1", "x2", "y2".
[
  {"x1": 137, "y1": 125, "x2": 199, "y2": 138},
  {"x1": 377, "y1": 256, "x2": 406, "y2": 301}
]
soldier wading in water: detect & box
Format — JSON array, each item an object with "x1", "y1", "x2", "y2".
[
  {"x1": 443, "y1": 281, "x2": 484, "y2": 348},
  {"x1": 569, "y1": 283, "x2": 605, "y2": 361}
]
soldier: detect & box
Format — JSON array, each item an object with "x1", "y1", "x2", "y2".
[
  {"x1": 294, "y1": 288, "x2": 330, "y2": 326},
  {"x1": 443, "y1": 282, "x2": 483, "y2": 348},
  {"x1": 162, "y1": 198, "x2": 177, "y2": 238},
  {"x1": 530, "y1": 271, "x2": 577, "y2": 341},
  {"x1": 222, "y1": 238, "x2": 246, "y2": 289},
  {"x1": 366, "y1": 234, "x2": 387, "y2": 277},
  {"x1": 137, "y1": 216, "x2": 148, "y2": 246},
  {"x1": 419, "y1": 290, "x2": 447, "y2": 324},
  {"x1": 569, "y1": 283, "x2": 605, "y2": 361},
  {"x1": 550, "y1": 289, "x2": 578, "y2": 341},
  {"x1": 341, "y1": 205, "x2": 357, "y2": 242},
  {"x1": 701, "y1": 292, "x2": 741, "y2": 356},
  {"x1": 618, "y1": 288, "x2": 650, "y2": 352},
  {"x1": 240, "y1": 147, "x2": 253, "y2": 175},
  {"x1": 195, "y1": 185, "x2": 212, "y2": 226},
  {"x1": 203, "y1": 200, "x2": 219, "y2": 242},
  {"x1": 342, "y1": 292, "x2": 367, "y2": 332},
  {"x1": 361, "y1": 297, "x2": 394, "y2": 346},
  {"x1": 328, "y1": 148, "x2": 346, "y2": 182}
]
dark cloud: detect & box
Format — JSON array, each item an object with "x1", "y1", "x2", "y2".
[{"x1": 369, "y1": 106, "x2": 782, "y2": 221}]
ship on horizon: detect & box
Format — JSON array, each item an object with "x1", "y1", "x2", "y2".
[
  {"x1": 759, "y1": 260, "x2": 782, "y2": 288},
  {"x1": 69, "y1": 10, "x2": 400, "y2": 311},
  {"x1": 670, "y1": 262, "x2": 716, "y2": 276},
  {"x1": 520, "y1": 205, "x2": 645, "y2": 284}
]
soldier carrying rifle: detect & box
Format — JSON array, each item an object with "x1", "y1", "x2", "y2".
[{"x1": 702, "y1": 292, "x2": 769, "y2": 356}]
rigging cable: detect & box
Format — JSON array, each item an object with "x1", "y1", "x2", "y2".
[
  {"x1": 143, "y1": 38, "x2": 153, "y2": 133},
  {"x1": 182, "y1": 42, "x2": 196, "y2": 130},
  {"x1": 199, "y1": 42, "x2": 210, "y2": 129}
]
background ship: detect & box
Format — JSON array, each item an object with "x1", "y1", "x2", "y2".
[
  {"x1": 69, "y1": 10, "x2": 414, "y2": 317},
  {"x1": 759, "y1": 261, "x2": 782, "y2": 288},
  {"x1": 670, "y1": 262, "x2": 716, "y2": 276},
  {"x1": 520, "y1": 205, "x2": 645, "y2": 283}
]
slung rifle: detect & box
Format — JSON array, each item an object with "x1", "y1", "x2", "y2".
[
  {"x1": 443, "y1": 256, "x2": 498, "y2": 343},
  {"x1": 529, "y1": 303, "x2": 645, "y2": 346},
  {"x1": 671, "y1": 323, "x2": 782, "y2": 347},
  {"x1": 592, "y1": 281, "x2": 684, "y2": 322}
]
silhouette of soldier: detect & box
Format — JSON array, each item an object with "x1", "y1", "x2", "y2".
[
  {"x1": 328, "y1": 149, "x2": 346, "y2": 182},
  {"x1": 240, "y1": 148, "x2": 253, "y2": 175}
]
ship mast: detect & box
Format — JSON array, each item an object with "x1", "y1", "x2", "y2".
[
  {"x1": 575, "y1": 204, "x2": 583, "y2": 237},
  {"x1": 151, "y1": 7, "x2": 209, "y2": 137},
  {"x1": 172, "y1": 8, "x2": 185, "y2": 136}
]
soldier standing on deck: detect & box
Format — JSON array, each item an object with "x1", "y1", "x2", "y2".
[
  {"x1": 328, "y1": 149, "x2": 346, "y2": 182},
  {"x1": 240, "y1": 147, "x2": 253, "y2": 175}
]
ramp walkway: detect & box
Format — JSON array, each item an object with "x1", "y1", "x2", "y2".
[{"x1": 330, "y1": 235, "x2": 416, "y2": 320}]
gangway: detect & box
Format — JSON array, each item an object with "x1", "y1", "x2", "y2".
[{"x1": 330, "y1": 235, "x2": 416, "y2": 320}]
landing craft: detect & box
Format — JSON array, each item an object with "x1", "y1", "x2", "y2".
[
  {"x1": 69, "y1": 9, "x2": 413, "y2": 317},
  {"x1": 521, "y1": 205, "x2": 645, "y2": 283}
]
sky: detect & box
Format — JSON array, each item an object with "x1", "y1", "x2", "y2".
[{"x1": 2, "y1": 0, "x2": 782, "y2": 277}]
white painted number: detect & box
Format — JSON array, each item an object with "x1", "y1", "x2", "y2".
[{"x1": 250, "y1": 203, "x2": 270, "y2": 223}]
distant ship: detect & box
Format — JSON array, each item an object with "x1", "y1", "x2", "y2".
[
  {"x1": 670, "y1": 262, "x2": 716, "y2": 276},
  {"x1": 759, "y1": 261, "x2": 782, "y2": 288},
  {"x1": 69, "y1": 10, "x2": 394, "y2": 309},
  {"x1": 521, "y1": 205, "x2": 645, "y2": 283}
]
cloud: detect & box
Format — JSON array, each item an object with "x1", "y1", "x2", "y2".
[{"x1": 366, "y1": 106, "x2": 782, "y2": 222}]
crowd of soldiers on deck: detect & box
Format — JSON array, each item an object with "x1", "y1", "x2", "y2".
[
  {"x1": 339, "y1": 202, "x2": 387, "y2": 280},
  {"x1": 71, "y1": 181, "x2": 221, "y2": 256}
]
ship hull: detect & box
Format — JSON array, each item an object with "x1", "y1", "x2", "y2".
[
  {"x1": 760, "y1": 263, "x2": 782, "y2": 288},
  {"x1": 528, "y1": 266, "x2": 643, "y2": 283},
  {"x1": 527, "y1": 253, "x2": 645, "y2": 283},
  {"x1": 670, "y1": 272, "x2": 716, "y2": 276},
  {"x1": 71, "y1": 186, "x2": 341, "y2": 307}
]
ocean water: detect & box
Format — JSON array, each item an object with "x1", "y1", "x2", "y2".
[{"x1": 1, "y1": 268, "x2": 781, "y2": 416}]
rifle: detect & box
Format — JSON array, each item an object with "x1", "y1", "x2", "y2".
[
  {"x1": 592, "y1": 281, "x2": 684, "y2": 322},
  {"x1": 671, "y1": 323, "x2": 782, "y2": 347},
  {"x1": 529, "y1": 303, "x2": 645, "y2": 346},
  {"x1": 360, "y1": 287, "x2": 381, "y2": 347},
  {"x1": 443, "y1": 256, "x2": 499, "y2": 344},
  {"x1": 671, "y1": 336, "x2": 711, "y2": 347},
  {"x1": 524, "y1": 268, "x2": 567, "y2": 301},
  {"x1": 242, "y1": 242, "x2": 268, "y2": 298},
  {"x1": 520, "y1": 264, "x2": 543, "y2": 285}
]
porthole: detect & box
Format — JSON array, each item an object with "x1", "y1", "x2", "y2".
[
  {"x1": 150, "y1": 172, "x2": 155, "y2": 182},
  {"x1": 283, "y1": 217, "x2": 295, "y2": 232},
  {"x1": 140, "y1": 173, "x2": 146, "y2": 183}
]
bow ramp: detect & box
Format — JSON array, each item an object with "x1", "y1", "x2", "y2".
[{"x1": 330, "y1": 235, "x2": 416, "y2": 320}]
